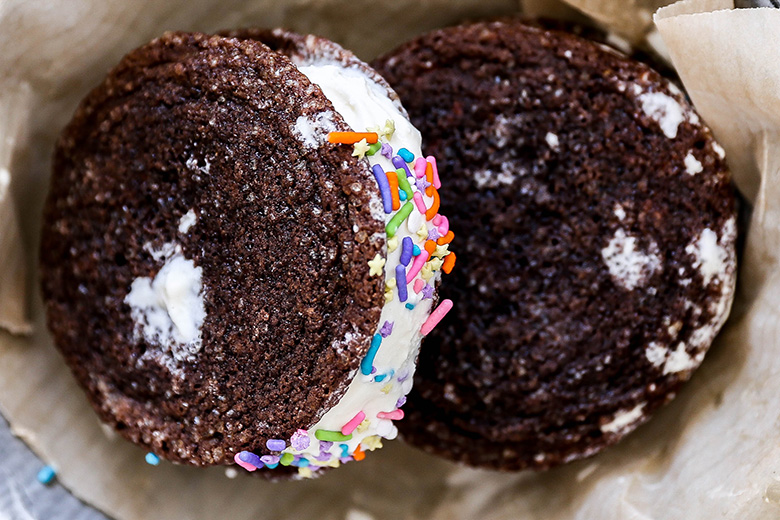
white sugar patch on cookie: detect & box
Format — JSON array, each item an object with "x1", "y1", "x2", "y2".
[
  {"x1": 684, "y1": 153, "x2": 703, "y2": 176},
  {"x1": 473, "y1": 163, "x2": 518, "y2": 188},
  {"x1": 685, "y1": 222, "x2": 733, "y2": 286},
  {"x1": 601, "y1": 403, "x2": 646, "y2": 434},
  {"x1": 638, "y1": 91, "x2": 686, "y2": 139},
  {"x1": 645, "y1": 342, "x2": 668, "y2": 367},
  {"x1": 601, "y1": 229, "x2": 662, "y2": 290},
  {"x1": 613, "y1": 203, "x2": 626, "y2": 221},
  {"x1": 545, "y1": 132, "x2": 560, "y2": 150},
  {"x1": 178, "y1": 209, "x2": 197, "y2": 233},
  {"x1": 662, "y1": 342, "x2": 703, "y2": 374},
  {"x1": 293, "y1": 110, "x2": 337, "y2": 148},
  {"x1": 126, "y1": 243, "x2": 206, "y2": 368}
]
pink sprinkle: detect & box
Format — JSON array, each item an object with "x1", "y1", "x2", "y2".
[
  {"x1": 437, "y1": 215, "x2": 449, "y2": 235},
  {"x1": 413, "y1": 279, "x2": 425, "y2": 293},
  {"x1": 406, "y1": 251, "x2": 429, "y2": 283},
  {"x1": 414, "y1": 157, "x2": 427, "y2": 178},
  {"x1": 412, "y1": 192, "x2": 427, "y2": 214},
  {"x1": 426, "y1": 156, "x2": 441, "y2": 189},
  {"x1": 420, "y1": 299, "x2": 453, "y2": 336},
  {"x1": 432, "y1": 215, "x2": 442, "y2": 226},
  {"x1": 234, "y1": 452, "x2": 258, "y2": 472},
  {"x1": 377, "y1": 409, "x2": 404, "y2": 421},
  {"x1": 341, "y1": 411, "x2": 366, "y2": 436}
]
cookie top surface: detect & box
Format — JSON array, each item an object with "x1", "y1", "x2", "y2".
[
  {"x1": 41, "y1": 31, "x2": 385, "y2": 466},
  {"x1": 373, "y1": 20, "x2": 736, "y2": 470}
]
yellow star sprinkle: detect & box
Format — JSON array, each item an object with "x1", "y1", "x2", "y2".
[
  {"x1": 384, "y1": 291, "x2": 393, "y2": 304},
  {"x1": 416, "y1": 223, "x2": 429, "y2": 242},
  {"x1": 381, "y1": 383, "x2": 393, "y2": 394},
  {"x1": 421, "y1": 263, "x2": 434, "y2": 282},
  {"x1": 352, "y1": 138, "x2": 371, "y2": 159},
  {"x1": 361, "y1": 436, "x2": 383, "y2": 451},
  {"x1": 298, "y1": 467, "x2": 313, "y2": 479},
  {"x1": 387, "y1": 236, "x2": 399, "y2": 253},
  {"x1": 368, "y1": 254, "x2": 385, "y2": 277},
  {"x1": 432, "y1": 243, "x2": 450, "y2": 258},
  {"x1": 356, "y1": 419, "x2": 370, "y2": 433},
  {"x1": 428, "y1": 257, "x2": 444, "y2": 271},
  {"x1": 386, "y1": 278, "x2": 397, "y2": 289},
  {"x1": 381, "y1": 119, "x2": 395, "y2": 140}
]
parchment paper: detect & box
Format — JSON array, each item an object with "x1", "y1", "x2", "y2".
[{"x1": 3, "y1": 0, "x2": 780, "y2": 518}]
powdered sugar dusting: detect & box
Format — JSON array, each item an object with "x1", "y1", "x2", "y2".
[
  {"x1": 645, "y1": 342, "x2": 667, "y2": 367},
  {"x1": 293, "y1": 110, "x2": 338, "y2": 148},
  {"x1": 178, "y1": 209, "x2": 197, "y2": 233},
  {"x1": 684, "y1": 153, "x2": 703, "y2": 176},
  {"x1": 685, "y1": 224, "x2": 732, "y2": 286},
  {"x1": 638, "y1": 91, "x2": 686, "y2": 139},
  {"x1": 601, "y1": 403, "x2": 646, "y2": 434},
  {"x1": 601, "y1": 229, "x2": 662, "y2": 290}
]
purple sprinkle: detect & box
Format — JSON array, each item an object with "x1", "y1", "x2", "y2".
[
  {"x1": 427, "y1": 227, "x2": 441, "y2": 241},
  {"x1": 340, "y1": 457, "x2": 354, "y2": 464},
  {"x1": 379, "y1": 321, "x2": 394, "y2": 338},
  {"x1": 415, "y1": 177, "x2": 431, "y2": 192},
  {"x1": 395, "y1": 265, "x2": 408, "y2": 302},
  {"x1": 397, "y1": 370, "x2": 410, "y2": 383},
  {"x1": 371, "y1": 366, "x2": 377, "y2": 374},
  {"x1": 422, "y1": 284, "x2": 435, "y2": 300},
  {"x1": 372, "y1": 163, "x2": 393, "y2": 214},
  {"x1": 392, "y1": 155, "x2": 413, "y2": 178},
  {"x1": 260, "y1": 454, "x2": 280, "y2": 465},
  {"x1": 315, "y1": 450, "x2": 332, "y2": 462},
  {"x1": 396, "y1": 395, "x2": 407, "y2": 408},
  {"x1": 400, "y1": 236, "x2": 413, "y2": 266},
  {"x1": 319, "y1": 440, "x2": 334, "y2": 451},
  {"x1": 266, "y1": 439, "x2": 286, "y2": 451},
  {"x1": 238, "y1": 451, "x2": 263, "y2": 468},
  {"x1": 290, "y1": 429, "x2": 310, "y2": 451},
  {"x1": 381, "y1": 143, "x2": 393, "y2": 159}
]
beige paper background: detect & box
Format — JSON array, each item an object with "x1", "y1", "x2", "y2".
[{"x1": 3, "y1": 0, "x2": 780, "y2": 518}]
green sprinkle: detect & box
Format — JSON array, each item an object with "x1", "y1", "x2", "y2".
[
  {"x1": 395, "y1": 168, "x2": 413, "y2": 199},
  {"x1": 366, "y1": 142, "x2": 382, "y2": 156},
  {"x1": 314, "y1": 429, "x2": 353, "y2": 442},
  {"x1": 280, "y1": 453, "x2": 295, "y2": 466},
  {"x1": 386, "y1": 201, "x2": 414, "y2": 238}
]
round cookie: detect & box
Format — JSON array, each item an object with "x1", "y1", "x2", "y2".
[
  {"x1": 373, "y1": 20, "x2": 736, "y2": 470},
  {"x1": 41, "y1": 30, "x2": 454, "y2": 476}
]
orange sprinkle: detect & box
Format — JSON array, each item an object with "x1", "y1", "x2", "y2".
[
  {"x1": 327, "y1": 131, "x2": 379, "y2": 144},
  {"x1": 425, "y1": 162, "x2": 434, "y2": 196},
  {"x1": 352, "y1": 445, "x2": 366, "y2": 461},
  {"x1": 442, "y1": 252, "x2": 456, "y2": 274},
  {"x1": 424, "y1": 240, "x2": 437, "y2": 255},
  {"x1": 437, "y1": 230, "x2": 454, "y2": 245},
  {"x1": 425, "y1": 188, "x2": 440, "y2": 220},
  {"x1": 385, "y1": 172, "x2": 401, "y2": 210}
]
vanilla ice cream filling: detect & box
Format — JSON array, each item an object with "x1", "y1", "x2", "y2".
[{"x1": 270, "y1": 62, "x2": 445, "y2": 468}]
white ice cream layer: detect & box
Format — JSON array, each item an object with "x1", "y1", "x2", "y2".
[{"x1": 274, "y1": 62, "x2": 443, "y2": 467}]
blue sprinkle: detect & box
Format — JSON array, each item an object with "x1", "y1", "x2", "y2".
[
  {"x1": 265, "y1": 463, "x2": 279, "y2": 469},
  {"x1": 361, "y1": 334, "x2": 382, "y2": 375},
  {"x1": 339, "y1": 444, "x2": 350, "y2": 458},
  {"x1": 374, "y1": 373, "x2": 387, "y2": 382},
  {"x1": 266, "y1": 439, "x2": 286, "y2": 451},
  {"x1": 412, "y1": 245, "x2": 421, "y2": 256},
  {"x1": 398, "y1": 148, "x2": 415, "y2": 163},
  {"x1": 372, "y1": 163, "x2": 393, "y2": 214},
  {"x1": 237, "y1": 450, "x2": 264, "y2": 468},
  {"x1": 399, "y1": 190, "x2": 407, "y2": 201},
  {"x1": 36, "y1": 465, "x2": 56, "y2": 485},
  {"x1": 145, "y1": 453, "x2": 160, "y2": 466},
  {"x1": 392, "y1": 155, "x2": 413, "y2": 177},
  {"x1": 405, "y1": 303, "x2": 415, "y2": 310},
  {"x1": 400, "y1": 237, "x2": 413, "y2": 266},
  {"x1": 395, "y1": 265, "x2": 408, "y2": 302},
  {"x1": 297, "y1": 457, "x2": 310, "y2": 467}
]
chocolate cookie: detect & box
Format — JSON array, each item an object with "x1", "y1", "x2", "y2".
[
  {"x1": 373, "y1": 20, "x2": 736, "y2": 470},
  {"x1": 41, "y1": 30, "x2": 455, "y2": 476}
]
